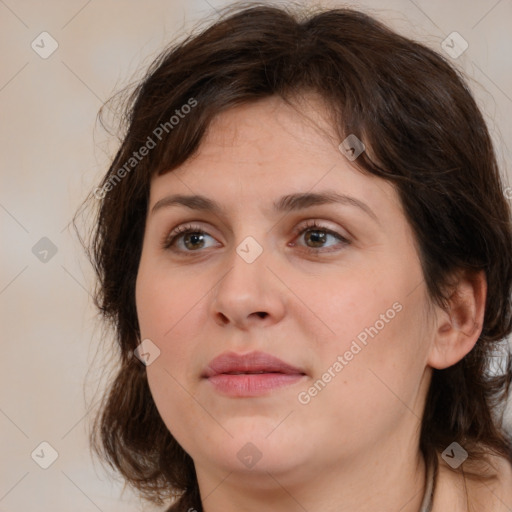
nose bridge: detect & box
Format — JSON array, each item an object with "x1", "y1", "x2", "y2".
[
  {"x1": 218, "y1": 238, "x2": 268, "y2": 302},
  {"x1": 211, "y1": 235, "x2": 284, "y2": 327}
]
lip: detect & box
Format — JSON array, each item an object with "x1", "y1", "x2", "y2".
[{"x1": 202, "y1": 351, "x2": 306, "y2": 397}]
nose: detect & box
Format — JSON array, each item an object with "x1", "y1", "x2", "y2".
[{"x1": 210, "y1": 244, "x2": 286, "y2": 330}]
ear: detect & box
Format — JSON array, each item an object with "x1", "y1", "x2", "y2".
[{"x1": 427, "y1": 269, "x2": 487, "y2": 370}]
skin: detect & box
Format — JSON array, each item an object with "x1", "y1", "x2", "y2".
[{"x1": 135, "y1": 94, "x2": 489, "y2": 511}]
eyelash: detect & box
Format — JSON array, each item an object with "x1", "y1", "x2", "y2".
[{"x1": 161, "y1": 220, "x2": 350, "y2": 256}]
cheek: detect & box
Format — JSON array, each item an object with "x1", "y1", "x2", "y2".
[
  {"x1": 302, "y1": 266, "x2": 429, "y2": 407},
  {"x1": 135, "y1": 259, "x2": 210, "y2": 409},
  {"x1": 138, "y1": 270, "x2": 206, "y2": 446},
  {"x1": 136, "y1": 257, "x2": 205, "y2": 349},
  {"x1": 145, "y1": 361, "x2": 198, "y2": 454},
  {"x1": 297, "y1": 300, "x2": 428, "y2": 452},
  {"x1": 301, "y1": 266, "x2": 404, "y2": 352}
]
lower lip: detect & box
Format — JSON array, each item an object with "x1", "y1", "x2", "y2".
[{"x1": 206, "y1": 373, "x2": 305, "y2": 397}]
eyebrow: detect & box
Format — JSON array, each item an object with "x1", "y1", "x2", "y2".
[{"x1": 150, "y1": 191, "x2": 379, "y2": 224}]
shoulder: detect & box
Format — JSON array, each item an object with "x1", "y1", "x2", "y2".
[{"x1": 432, "y1": 450, "x2": 512, "y2": 512}]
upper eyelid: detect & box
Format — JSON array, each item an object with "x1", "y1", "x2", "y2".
[
  {"x1": 164, "y1": 220, "x2": 349, "y2": 248},
  {"x1": 166, "y1": 218, "x2": 345, "y2": 237},
  {"x1": 167, "y1": 221, "x2": 223, "y2": 239},
  {"x1": 162, "y1": 218, "x2": 229, "y2": 238}
]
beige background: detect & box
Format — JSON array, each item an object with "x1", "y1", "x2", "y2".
[{"x1": 1, "y1": 0, "x2": 511, "y2": 510}]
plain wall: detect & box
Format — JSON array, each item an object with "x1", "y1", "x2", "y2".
[{"x1": 1, "y1": 0, "x2": 511, "y2": 510}]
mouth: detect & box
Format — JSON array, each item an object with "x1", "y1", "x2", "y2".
[
  {"x1": 202, "y1": 351, "x2": 306, "y2": 397},
  {"x1": 220, "y1": 370, "x2": 288, "y2": 375},
  {"x1": 203, "y1": 350, "x2": 306, "y2": 377}
]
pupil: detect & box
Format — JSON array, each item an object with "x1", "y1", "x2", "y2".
[
  {"x1": 182, "y1": 229, "x2": 327, "y2": 250},
  {"x1": 185, "y1": 233, "x2": 204, "y2": 249},
  {"x1": 307, "y1": 230, "x2": 325, "y2": 247}
]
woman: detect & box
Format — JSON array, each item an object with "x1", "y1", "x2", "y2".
[{"x1": 82, "y1": 3, "x2": 512, "y2": 511}]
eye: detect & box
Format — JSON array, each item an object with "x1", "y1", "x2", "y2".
[
  {"x1": 161, "y1": 220, "x2": 350, "y2": 255},
  {"x1": 161, "y1": 223, "x2": 218, "y2": 253},
  {"x1": 291, "y1": 220, "x2": 350, "y2": 253}
]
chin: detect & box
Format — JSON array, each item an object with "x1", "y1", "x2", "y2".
[
  {"x1": 192, "y1": 425, "x2": 307, "y2": 475},
  {"x1": 210, "y1": 444, "x2": 302, "y2": 478}
]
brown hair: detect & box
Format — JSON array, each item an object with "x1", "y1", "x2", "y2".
[{"x1": 78, "y1": 3, "x2": 512, "y2": 510}]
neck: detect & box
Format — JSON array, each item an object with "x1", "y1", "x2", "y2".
[{"x1": 195, "y1": 436, "x2": 427, "y2": 512}]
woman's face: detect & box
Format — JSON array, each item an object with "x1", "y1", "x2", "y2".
[{"x1": 135, "y1": 95, "x2": 435, "y2": 485}]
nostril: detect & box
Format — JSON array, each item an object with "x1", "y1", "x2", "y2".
[
  {"x1": 218, "y1": 312, "x2": 229, "y2": 325},
  {"x1": 256, "y1": 312, "x2": 268, "y2": 318}
]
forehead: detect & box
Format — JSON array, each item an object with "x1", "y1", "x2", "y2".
[{"x1": 148, "y1": 95, "x2": 400, "y2": 219}]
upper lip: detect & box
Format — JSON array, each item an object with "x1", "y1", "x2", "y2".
[{"x1": 202, "y1": 351, "x2": 306, "y2": 377}]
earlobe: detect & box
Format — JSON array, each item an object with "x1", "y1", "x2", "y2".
[{"x1": 427, "y1": 270, "x2": 487, "y2": 370}]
